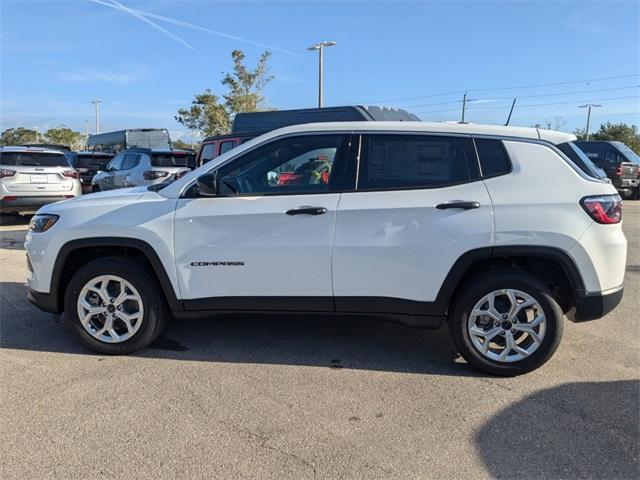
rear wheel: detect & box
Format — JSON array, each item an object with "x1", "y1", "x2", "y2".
[
  {"x1": 63, "y1": 257, "x2": 169, "y2": 354},
  {"x1": 91, "y1": 185, "x2": 100, "y2": 193},
  {"x1": 449, "y1": 270, "x2": 563, "y2": 376}
]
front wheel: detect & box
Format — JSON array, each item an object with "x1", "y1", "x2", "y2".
[
  {"x1": 449, "y1": 271, "x2": 563, "y2": 376},
  {"x1": 64, "y1": 257, "x2": 169, "y2": 354}
]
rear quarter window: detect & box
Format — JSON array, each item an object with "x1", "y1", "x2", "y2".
[{"x1": 474, "y1": 138, "x2": 511, "y2": 177}]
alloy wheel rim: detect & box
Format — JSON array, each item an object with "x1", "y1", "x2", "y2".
[
  {"x1": 77, "y1": 275, "x2": 144, "y2": 343},
  {"x1": 467, "y1": 289, "x2": 546, "y2": 363}
]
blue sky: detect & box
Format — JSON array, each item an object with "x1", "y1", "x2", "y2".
[{"x1": 1, "y1": 0, "x2": 639, "y2": 141}]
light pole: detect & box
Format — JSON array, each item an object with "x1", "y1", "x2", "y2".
[
  {"x1": 307, "y1": 41, "x2": 336, "y2": 108},
  {"x1": 579, "y1": 104, "x2": 601, "y2": 140},
  {"x1": 91, "y1": 99, "x2": 101, "y2": 134}
]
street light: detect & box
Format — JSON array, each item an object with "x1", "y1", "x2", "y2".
[
  {"x1": 307, "y1": 41, "x2": 337, "y2": 108},
  {"x1": 579, "y1": 104, "x2": 602, "y2": 140},
  {"x1": 91, "y1": 99, "x2": 101, "y2": 134}
]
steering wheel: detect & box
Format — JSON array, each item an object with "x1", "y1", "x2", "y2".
[{"x1": 238, "y1": 174, "x2": 261, "y2": 193}]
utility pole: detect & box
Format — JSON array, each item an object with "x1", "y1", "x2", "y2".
[
  {"x1": 505, "y1": 98, "x2": 517, "y2": 126},
  {"x1": 461, "y1": 92, "x2": 476, "y2": 123},
  {"x1": 579, "y1": 104, "x2": 602, "y2": 140},
  {"x1": 91, "y1": 99, "x2": 101, "y2": 134},
  {"x1": 307, "y1": 41, "x2": 337, "y2": 108},
  {"x1": 191, "y1": 129, "x2": 195, "y2": 149}
]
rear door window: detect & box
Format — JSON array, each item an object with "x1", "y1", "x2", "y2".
[
  {"x1": 358, "y1": 135, "x2": 478, "y2": 190},
  {"x1": 0, "y1": 152, "x2": 69, "y2": 167}
]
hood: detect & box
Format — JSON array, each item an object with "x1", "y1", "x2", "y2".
[{"x1": 37, "y1": 187, "x2": 151, "y2": 214}]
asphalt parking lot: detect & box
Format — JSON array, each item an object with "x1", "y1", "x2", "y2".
[{"x1": 1, "y1": 204, "x2": 638, "y2": 479}]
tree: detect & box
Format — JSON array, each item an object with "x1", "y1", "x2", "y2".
[
  {"x1": 172, "y1": 139, "x2": 195, "y2": 150},
  {"x1": 575, "y1": 122, "x2": 640, "y2": 154},
  {"x1": 176, "y1": 50, "x2": 274, "y2": 137},
  {"x1": 175, "y1": 89, "x2": 231, "y2": 137},
  {"x1": 44, "y1": 126, "x2": 85, "y2": 150},
  {"x1": 0, "y1": 127, "x2": 38, "y2": 145}
]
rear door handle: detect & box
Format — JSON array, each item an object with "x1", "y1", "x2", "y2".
[
  {"x1": 285, "y1": 206, "x2": 328, "y2": 216},
  {"x1": 436, "y1": 201, "x2": 481, "y2": 210}
]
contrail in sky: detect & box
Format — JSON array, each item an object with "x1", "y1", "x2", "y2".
[
  {"x1": 90, "y1": 0, "x2": 196, "y2": 51},
  {"x1": 90, "y1": 0, "x2": 305, "y2": 57}
]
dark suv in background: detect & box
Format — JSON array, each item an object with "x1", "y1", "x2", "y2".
[
  {"x1": 575, "y1": 141, "x2": 640, "y2": 199},
  {"x1": 68, "y1": 151, "x2": 113, "y2": 193},
  {"x1": 196, "y1": 105, "x2": 420, "y2": 166}
]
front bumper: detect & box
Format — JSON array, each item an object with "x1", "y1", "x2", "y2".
[
  {"x1": 569, "y1": 287, "x2": 624, "y2": 322},
  {"x1": 27, "y1": 288, "x2": 61, "y2": 314}
]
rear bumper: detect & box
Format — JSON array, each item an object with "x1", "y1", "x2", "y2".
[
  {"x1": 0, "y1": 196, "x2": 75, "y2": 213},
  {"x1": 569, "y1": 286, "x2": 624, "y2": 322},
  {"x1": 27, "y1": 288, "x2": 61, "y2": 314}
]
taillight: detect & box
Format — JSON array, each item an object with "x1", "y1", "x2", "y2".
[
  {"x1": 580, "y1": 195, "x2": 622, "y2": 224},
  {"x1": 615, "y1": 166, "x2": 622, "y2": 177},
  {"x1": 62, "y1": 170, "x2": 79, "y2": 179},
  {"x1": 143, "y1": 170, "x2": 169, "y2": 180},
  {"x1": 0, "y1": 169, "x2": 16, "y2": 178}
]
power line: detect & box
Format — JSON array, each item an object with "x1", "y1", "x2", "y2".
[
  {"x1": 413, "y1": 94, "x2": 639, "y2": 115},
  {"x1": 354, "y1": 73, "x2": 639, "y2": 105},
  {"x1": 402, "y1": 84, "x2": 639, "y2": 110}
]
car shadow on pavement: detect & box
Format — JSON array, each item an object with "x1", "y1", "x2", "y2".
[
  {"x1": 0, "y1": 229, "x2": 28, "y2": 250},
  {"x1": 476, "y1": 380, "x2": 640, "y2": 479},
  {"x1": 0, "y1": 280, "x2": 485, "y2": 377}
]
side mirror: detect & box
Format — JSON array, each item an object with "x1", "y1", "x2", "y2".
[{"x1": 196, "y1": 171, "x2": 218, "y2": 197}]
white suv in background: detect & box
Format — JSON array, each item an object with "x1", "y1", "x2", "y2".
[
  {"x1": 25, "y1": 122, "x2": 626, "y2": 375},
  {"x1": 0, "y1": 146, "x2": 81, "y2": 214},
  {"x1": 91, "y1": 148, "x2": 194, "y2": 191}
]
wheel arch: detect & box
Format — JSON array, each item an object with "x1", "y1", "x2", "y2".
[
  {"x1": 51, "y1": 237, "x2": 182, "y2": 314},
  {"x1": 434, "y1": 246, "x2": 586, "y2": 316}
]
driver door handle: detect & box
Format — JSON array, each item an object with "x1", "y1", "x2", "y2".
[
  {"x1": 436, "y1": 201, "x2": 481, "y2": 210},
  {"x1": 285, "y1": 206, "x2": 328, "y2": 216}
]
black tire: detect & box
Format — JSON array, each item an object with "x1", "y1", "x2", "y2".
[
  {"x1": 449, "y1": 270, "x2": 564, "y2": 376},
  {"x1": 63, "y1": 256, "x2": 169, "y2": 354},
  {"x1": 91, "y1": 185, "x2": 100, "y2": 193}
]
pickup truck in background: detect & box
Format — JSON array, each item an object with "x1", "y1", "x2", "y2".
[{"x1": 575, "y1": 141, "x2": 640, "y2": 199}]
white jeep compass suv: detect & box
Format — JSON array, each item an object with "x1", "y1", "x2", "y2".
[
  {"x1": 25, "y1": 122, "x2": 626, "y2": 375},
  {"x1": 1, "y1": 146, "x2": 81, "y2": 213}
]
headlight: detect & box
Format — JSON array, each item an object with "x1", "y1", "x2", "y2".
[{"x1": 29, "y1": 214, "x2": 59, "y2": 233}]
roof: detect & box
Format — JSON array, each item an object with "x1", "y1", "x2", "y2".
[
  {"x1": 0, "y1": 145, "x2": 68, "y2": 154},
  {"x1": 251, "y1": 121, "x2": 577, "y2": 145}
]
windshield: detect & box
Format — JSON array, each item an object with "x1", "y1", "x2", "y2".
[
  {"x1": 557, "y1": 142, "x2": 606, "y2": 179},
  {"x1": 151, "y1": 153, "x2": 195, "y2": 168},
  {"x1": 612, "y1": 142, "x2": 640, "y2": 163},
  {"x1": 0, "y1": 151, "x2": 69, "y2": 167}
]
